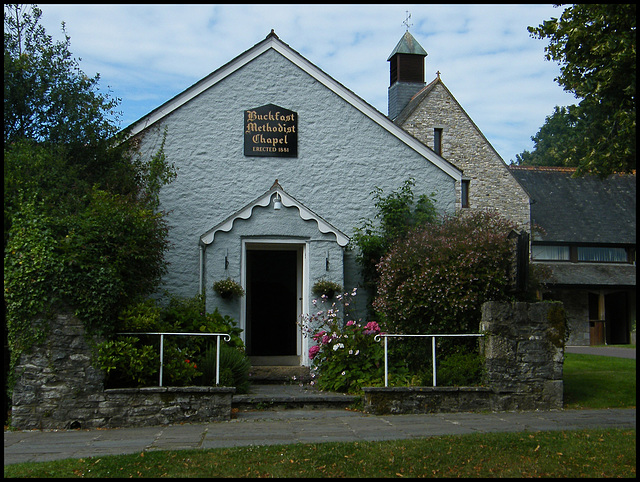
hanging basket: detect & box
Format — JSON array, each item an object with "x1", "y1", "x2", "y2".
[
  {"x1": 213, "y1": 278, "x2": 245, "y2": 299},
  {"x1": 312, "y1": 279, "x2": 343, "y2": 299}
]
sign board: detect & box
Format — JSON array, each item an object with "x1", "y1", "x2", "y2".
[{"x1": 244, "y1": 104, "x2": 298, "y2": 157}]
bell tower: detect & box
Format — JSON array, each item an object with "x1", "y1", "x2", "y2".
[{"x1": 387, "y1": 30, "x2": 427, "y2": 120}]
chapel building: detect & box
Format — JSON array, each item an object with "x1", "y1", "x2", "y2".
[{"x1": 127, "y1": 29, "x2": 632, "y2": 366}]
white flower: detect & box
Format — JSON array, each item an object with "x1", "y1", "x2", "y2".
[
  {"x1": 333, "y1": 343, "x2": 344, "y2": 351},
  {"x1": 341, "y1": 371, "x2": 346, "y2": 376},
  {"x1": 355, "y1": 350, "x2": 360, "y2": 356}
]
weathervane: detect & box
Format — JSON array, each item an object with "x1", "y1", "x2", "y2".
[{"x1": 403, "y1": 11, "x2": 412, "y2": 31}]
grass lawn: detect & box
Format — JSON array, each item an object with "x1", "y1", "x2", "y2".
[
  {"x1": 4, "y1": 352, "x2": 636, "y2": 478},
  {"x1": 563, "y1": 352, "x2": 636, "y2": 409}
]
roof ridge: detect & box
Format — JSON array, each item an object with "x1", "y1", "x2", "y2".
[{"x1": 509, "y1": 165, "x2": 578, "y2": 173}]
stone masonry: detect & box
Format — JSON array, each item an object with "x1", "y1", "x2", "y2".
[
  {"x1": 398, "y1": 80, "x2": 531, "y2": 232},
  {"x1": 11, "y1": 312, "x2": 234, "y2": 430},
  {"x1": 364, "y1": 301, "x2": 565, "y2": 414}
]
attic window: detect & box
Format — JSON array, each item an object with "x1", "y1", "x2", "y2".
[{"x1": 434, "y1": 128, "x2": 443, "y2": 155}]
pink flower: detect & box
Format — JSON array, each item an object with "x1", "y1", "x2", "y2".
[
  {"x1": 346, "y1": 320, "x2": 355, "y2": 326},
  {"x1": 309, "y1": 345, "x2": 320, "y2": 359},
  {"x1": 312, "y1": 330, "x2": 326, "y2": 341},
  {"x1": 363, "y1": 321, "x2": 381, "y2": 334}
]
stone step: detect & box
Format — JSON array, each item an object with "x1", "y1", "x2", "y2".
[
  {"x1": 232, "y1": 384, "x2": 359, "y2": 412},
  {"x1": 248, "y1": 365, "x2": 312, "y2": 384}
]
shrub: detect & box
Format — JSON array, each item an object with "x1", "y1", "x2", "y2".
[
  {"x1": 200, "y1": 343, "x2": 251, "y2": 393},
  {"x1": 374, "y1": 210, "x2": 517, "y2": 371},
  {"x1": 96, "y1": 337, "x2": 159, "y2": 387},
  {"x1": 351, "y1": 179, "x2": 438, "y2": 292},
  {"x1": 303, "y1": 290, "x2": 396, "y2": 393},
  {"x1": 433, "y1": 350, "x2": 485, "y2": 387},
  {"x1": 95, "y1": 294, "x2": 244, "y2": 387}
]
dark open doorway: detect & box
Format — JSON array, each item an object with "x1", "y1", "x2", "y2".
[
  {"x1": 605, "y1": 291, "x2": 629, "y2": 345},
  {"x1": 245, "y1": 248, "x2": 299, "y2": 359}
]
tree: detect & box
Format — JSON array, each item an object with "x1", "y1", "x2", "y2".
[
  {"x1": 514, "y1": 105, "x2": 588, "y2": 167},
  {"x1": 4, "y1": 4, "x2": 121, "y2": 148},
  {"x1": 520, "y1": 4, "x2": 635, "y2": 176},
  {"x1": 4, "y1": 5, "x2": 176, "y2": 397}
]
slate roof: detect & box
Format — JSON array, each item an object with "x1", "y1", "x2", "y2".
[
  {"x1": 387, "y1": 31, "x2": 428, "y2": 59},
  {"x1": 509, "y1": 166, "x2": 636, "y2": 245},
  {"x1": 543, "y1": 262, "x2": 636, "y2": 288}
]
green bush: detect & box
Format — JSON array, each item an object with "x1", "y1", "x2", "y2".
[
  {"x1": 432, "y1": 350, "x2": 485, "y2": 387},
  {"x1": 95, "y1": 294, "x2": 244, "y2": 388},
  {"x1": 351, "y1": 178, "x2": 438, "y2": 292},
  {"x1": 374, "y1": 211, "x2": 517, "y2": 371},
  {"x1": 96, "y1": 337, "x2": 159, "y2": 387},
  {"x1": 200, "y1": 343, "x2": 251, "y2": 393}
]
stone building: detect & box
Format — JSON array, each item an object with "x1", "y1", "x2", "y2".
[
  {"x1": 510, "y1": 166, "x2": 636, "y2": 346},
  {"x1": 389, "y1": 31, "x2": 531, "y2": 230}
]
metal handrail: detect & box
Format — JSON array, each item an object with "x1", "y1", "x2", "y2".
[
  {"x1": 374, "y1": 333, "x2": 484, "y2": 387},
  {"x1": 118, "y1": 332, "x2": 231, "y2": 387}
]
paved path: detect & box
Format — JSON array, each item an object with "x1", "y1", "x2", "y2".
[
  {"x1": 5, "y1": 344, "x2": 635, "y2": 466},
  {"x1": 565, "y1": 345, "x2": 635, "y2": 359},
  {"x1": 4, "y1": 408, "x2": 636, "y2": 465}
]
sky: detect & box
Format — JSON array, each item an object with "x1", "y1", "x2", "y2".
[{"x1": 31, "y1": 4, "x2": 578, "y2": 163}]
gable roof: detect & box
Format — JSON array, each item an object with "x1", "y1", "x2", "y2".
[
  {"x1": 395, "y1": 76, "x2": 531, "y2": 195},
  {"x1": 126, "y1": 30, "x2": 462, "y2": 181},
  {"x1": 199, "y1": 180, "x2": 350, "y2": 247},
  {"x1": 509, "y1": 166, "x2": 636, "y2": 245}
]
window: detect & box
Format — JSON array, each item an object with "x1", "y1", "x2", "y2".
[
  {"x1": 532, "y1": 245, "x2": 630, "y2": 263},
  {"x1": 461, "y1": 179, "x2": 470, "y2": 208},
  {"x1": 434, "y1": 128, "x2": 443, "y2": 155},
  {"x1": 577, "y1": 247, "x2": 627, "y2": 263},
  {"x1": 532, "y1": 245, "x2": 570, "y2": 261}
]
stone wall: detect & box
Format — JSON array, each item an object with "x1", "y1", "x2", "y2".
[
  {"x1": 11, "y1": 312, "x2": 234, "y2": 430},
  {"x1": 364, "y1": 301, "x2": 565, "y2": 414}
]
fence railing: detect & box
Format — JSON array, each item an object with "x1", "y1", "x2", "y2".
[
  {"x1": 118, "y1": 332, "x2": 231, "y2": 387},
  {"x1": 373, "y1": 333, "x2": 484, "y2": 387}
]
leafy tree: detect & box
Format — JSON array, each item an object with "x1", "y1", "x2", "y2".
[
  {"x1": 351, "y1": 179, "x2": 437, "y2": 291},
  {"x1": 514, "y1": 105, "x2": 587, "y2": 167},
  {"x1": 4, "y1": 4, "x2": 120, "y2": 149},
  {"x1": 520, "y1": 4, "x2": 636, "y2": 176},
  {"x1": 4, "y1": 4, "x2": 176, "y2": 394}
]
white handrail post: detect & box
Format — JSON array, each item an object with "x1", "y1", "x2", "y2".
[
  {"x1": 159, "y1": 334, "x2": 164, "y2": 387},
  {"x1": 432, "y1": 336, "x2": 437, "y2": 387},
  {"x1": 215, "y1": 334, "x2": 221, "y2": 386},
  {"x1": 384, "y1": 336, "x2": 389, "y2": 387}
]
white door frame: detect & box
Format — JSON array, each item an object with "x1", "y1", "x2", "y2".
[{"x1": 240, "y1": 238, "x2": 309, "y2": 363}]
